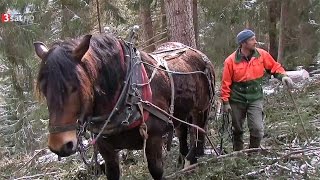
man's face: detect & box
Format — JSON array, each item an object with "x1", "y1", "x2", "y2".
[{"x1": 242, "y1": 36, "x2": 257, "y2": 50}]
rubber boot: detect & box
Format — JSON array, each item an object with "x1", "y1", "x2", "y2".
[
  {"x1": 249, "y1": 136, "x2": 261, "y2": 148},
  {"x1": 233, "y1": 134, "x2": 244, "y2": 151}
]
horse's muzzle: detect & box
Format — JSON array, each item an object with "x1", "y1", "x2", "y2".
[{"x1": 49, "y1": 141, "x2": 76, "y2": 157}]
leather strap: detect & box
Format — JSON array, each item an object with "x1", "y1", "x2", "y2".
[{"x1": 48, "y1": 123, "x2": 78, "y2": 134}]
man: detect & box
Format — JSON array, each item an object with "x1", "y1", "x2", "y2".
[{"x1": 221, "y1": 29, "x2": 293, "y2": 151}]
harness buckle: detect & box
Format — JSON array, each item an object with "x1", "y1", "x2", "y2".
[
  {"x1": 121, "y1": 119, "x2": 130, "y2": 125},
  {"x1": 121, "y1": 109, "x2": 132, "y2": 125}
]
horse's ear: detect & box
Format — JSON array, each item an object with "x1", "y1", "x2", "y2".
[
  {"x1": 34, "y1": 42, "x2": 49, "y2": 60},
  {"x1": 73, "y1": 34, "x2": 92, "y2": 61}
]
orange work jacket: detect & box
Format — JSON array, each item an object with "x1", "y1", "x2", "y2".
[{"x1": 221, "y1": 48, "x2": 286, "y2": 104}]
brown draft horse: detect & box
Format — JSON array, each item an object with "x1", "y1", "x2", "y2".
[{"x1": 34, "y1": 33, "x2": 215, "y2": 180}]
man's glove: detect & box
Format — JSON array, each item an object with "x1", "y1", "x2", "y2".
[
  {"x1": 282, "y1": 76, "x2": 294, "y2": 89},
  {"x1": 223, "y1": 102, "x2": 231, "y2": 113}
]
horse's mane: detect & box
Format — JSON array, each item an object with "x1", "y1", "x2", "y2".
[
  {"x1": 82, "y1": 34, "x2": 126, "y2": 103},
  {"x1": 36, "y1": 34, "x2": 126, "y2": 113}
]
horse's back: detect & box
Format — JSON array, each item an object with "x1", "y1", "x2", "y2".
[
  {"x1": 146, "y1": 42, "x2": 215, "y2": 113},
  {"x1": 150, "y1": 42, "x2": 213, "y2": 74}
]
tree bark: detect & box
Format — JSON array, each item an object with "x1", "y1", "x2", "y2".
[
  {"x1": 61, "y1": 0, "x2": 70, "y2": 38},
  {"x1": 139, "y1": 0, "x2": 155, "y2": 52},
  {"x1": 164, "y1": 0, "x2": 197, "y2": 48},
  {"x1": 89, "y1": 0, "x2": 102, "y2": 33},
  {"x1": 192, "y1": 0, "x2": 199, "y2": 47},
  {"x1": 267, "y1": 0, "x2": 279, "y2": 60},
  {"x1": 277, "y1": 0, "x2": 288, "y2": 63},
  {"x1": 160, "y1": 0, "x2": 167, "y2": 39}
]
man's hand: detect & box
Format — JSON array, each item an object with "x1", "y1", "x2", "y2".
[
  {"x1": 223, "y1": 102, "x2": 232, "y2": 113},
  {"x1": 282, "y1": 76, "x2": 294, "y2": 89}
]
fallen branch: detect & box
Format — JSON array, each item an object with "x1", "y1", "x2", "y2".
[
  {"x1": 275, "y1": 163, "x2": 292, "y2": 171},
  {"x1": 166, "y1": 148, "x2": 266, "y2": 179},
  {"x1": 165, "y1": 146, "x2": 320, "y2": 179},
  {"x1": 205, "y1": 134, "x2": 220, "y2": 156},
  {"x1": 0, "y1": 175, "x2": 9, "y2": 179},
  {"x1": 166, "y1": 164, "x2": 198, "y2": 179},
  {"x1": 13, "y1": 172, "x2": 61, "y2": 180},
  {"x1": 280, "y1": 147, "x2": 320, "y2": 160},
  {"x1": 15, "y1": 148, "x2": 47, "y2": 173},
  {"x1": 244, "y1": 163, "x2": 275, "y2": 177}
]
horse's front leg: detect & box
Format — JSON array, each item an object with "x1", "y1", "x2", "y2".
[
  {"x1": 146, "y1": 135, "x2": 164, "y2": 180},
  {"x1": 97, "y1": 141, "x2": 120, "y2": 180}
]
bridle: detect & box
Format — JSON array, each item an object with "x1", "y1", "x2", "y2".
[{"x1": 48, "y1": 123, "x2": 79, "y2": 134}]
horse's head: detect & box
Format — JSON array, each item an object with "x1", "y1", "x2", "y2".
[{"x1": 34, "y1": 35, "x2": 93, "y2": 157}]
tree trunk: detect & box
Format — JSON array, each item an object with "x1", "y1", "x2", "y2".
[
  {"x1": 139, "y1": 1, "x2": 155, "y2": 52},
  {"x1": 277, "y1": 0, "x2": 288, "y2": 63},
  {"x1": 61, "y1": 0, "x2": 70, "y2": 38},
  {"x1": 89, "y1": 0, "x2": 101, "y2": 33},
  {"x1": 192, "y1": 0, "x2": 199, "y2": 48},
  {"x1": 164, "y1": 0, "x2": 196, "y2": 48},
  {"x1": 160, "y1": 0, "x2": 167, "y2": 39},
  {"x1": 267, "y1": 0, "x2": 279, "y2": 60}
]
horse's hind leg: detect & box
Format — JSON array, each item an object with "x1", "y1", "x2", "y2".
[
  {"x1": 195, "y1": 110, "x2": 209, "y2": 157},
  {"x1": 185, "y1": 111, "x2": 207, "y2": 167},
  {"x1": 175, "y1": 123, "x2": 189, "y2": 166},
  {"x1": 146, "y1": 135, "x2": 164, "y2": 180}
]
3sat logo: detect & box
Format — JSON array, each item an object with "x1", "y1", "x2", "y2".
[
  {"x1": 1, "y1": 13, "x2": 10, "y2": 22},
  {"x1": 1, "y1": 13, "x2": 34, "y2": 24}
]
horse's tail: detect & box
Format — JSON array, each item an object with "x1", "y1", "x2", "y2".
[
  {"x1": 199, "y1": 52, "x2": 215, "y2": 112},
  {"x1": 189, "y1": 47, "x2": 216, "y2": 104}
]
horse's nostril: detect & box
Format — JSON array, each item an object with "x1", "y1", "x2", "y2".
[
  {"x1": 49, "y1": 141, "x2": 76, "y2": 157},
  {"x1": 65, "y1": 141, "x2": 74, "y2": 150}
]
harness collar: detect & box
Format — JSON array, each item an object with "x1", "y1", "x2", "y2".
[{"x1": 87, "y1": 40, "x2": 152, "y2": 134}]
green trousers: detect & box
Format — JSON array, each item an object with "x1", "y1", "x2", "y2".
[{"x1": 230, "y1": 99, "x2": 264, "y2": 151}]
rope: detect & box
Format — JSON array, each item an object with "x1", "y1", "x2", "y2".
[
  {"x1": 141, "y1": 61, "x2": 207, "y2": 75},
  {"x1": 140, "y1": 123, "x2": 148, "y2": 162},
  {"x1": 140, "y1": 100, "x2": 206, "y2": 134},
  {"x1": 138, "y1": 103, "x2": 148, "y2": 162},
  {"x1": 286, "y1": 88, "x2": 310, "y2": 145}
]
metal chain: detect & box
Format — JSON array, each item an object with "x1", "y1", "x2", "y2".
[{"x1": 77, "y1": 121, "x2": 101, "y2": 176}]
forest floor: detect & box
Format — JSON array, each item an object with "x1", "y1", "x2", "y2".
[{"x1": 1, "y1": 76, "x2": 320, "y2": 180}]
